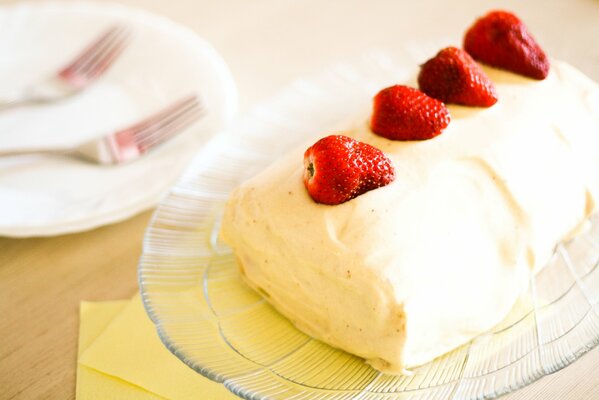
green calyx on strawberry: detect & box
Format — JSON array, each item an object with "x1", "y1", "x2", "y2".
[
  {"x1": 464, "y1": 10, "x2": 550, "y2": 80},
  {"x1": 303, "y1": 135, "x2": 395, "y2": 205},
  {"x1": 418, "y1": 46, "x2": 498, "y2": 107},
  {"x1": 370, "y1": 85, "x2": 451, "y2": 141}
]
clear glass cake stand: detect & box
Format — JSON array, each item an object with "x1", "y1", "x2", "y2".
[{"x1": 139, "y1": 51, "x2": 599, "y2": 400}]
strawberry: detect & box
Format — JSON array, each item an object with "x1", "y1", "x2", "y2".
[
  {"x1": 464, "y1": 10, "x2": 550, "y2": 80},
  {"x1": 418, "y1": 46, "x2": 498, "y2": 107},
  {"x1": 370, "y1": 85, "x2": 450, "y2": 141},
  {"x1": 303, "y1": 135, "x2": 395, "y2": 205}
]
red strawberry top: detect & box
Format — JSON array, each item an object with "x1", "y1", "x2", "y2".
[
  {"x1": 303, "y1": 135, "x2": 395, "y2": 205},
  {"x1": 418, "y1": 47, "x2": 498, "y2": 107},
  {"x1": 464, "y1": 10, "x2": 550, "y2": 80},
  {"x1": 370, "y1": 85, "x2": 451, "y2": 141}
]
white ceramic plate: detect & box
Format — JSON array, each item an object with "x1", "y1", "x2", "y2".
[
  {"x1": 139, "y1": 51, "x2": 599, "y2": 399},
  {"x1": 0, "y1": 1, "x2": 237, "y2": 237}
]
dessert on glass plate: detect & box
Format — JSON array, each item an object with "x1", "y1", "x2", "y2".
[{"x1": 221, "y1": 11, "x2": 599, "y2": 374}]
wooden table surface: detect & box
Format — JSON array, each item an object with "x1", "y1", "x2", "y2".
[{"x1": 1, "y1": 0, "x2": 599, "y2": 399}]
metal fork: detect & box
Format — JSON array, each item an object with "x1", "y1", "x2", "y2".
[
  {"x1": 0, "y1": 25, "x2": 131, "y2": 110},
  {"x1": 0, "y1": 95, "x2": 204, "y2": 164}
]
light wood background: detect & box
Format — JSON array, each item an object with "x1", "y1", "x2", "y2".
[{"x1": 1, "y1": 0, "x2": 599, "y2": 399}]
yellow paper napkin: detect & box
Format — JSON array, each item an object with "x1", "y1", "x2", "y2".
[{"x1": 76, "y1": 294, "x2": 237, "y2": 399}]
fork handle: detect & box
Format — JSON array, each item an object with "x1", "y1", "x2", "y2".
[
  {"x1": 0, "y1": 94, "x2": 56, "y2": 112},
  {"x1": 0, "y1": 94, "x2": 26, "y2": 111},
  {"x1": 0, "y1": 90, "x2": 43, "y2": 112},
  {"x1": 0, "y1": 147, "x2": 74, "y2": 157},
  {"x1": 0, "y1": 86, "x2": 68, "y2": 111}
]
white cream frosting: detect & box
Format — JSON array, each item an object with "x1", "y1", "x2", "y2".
[{"x1": 221, "y1": 60, "x2": 599, "y2": 373}]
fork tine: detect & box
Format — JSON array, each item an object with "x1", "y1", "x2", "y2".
[
  {"x1": 126, "y1": 95, "x2": 199, "y2": 136},
  {"x1": 75, "y1": 27, "x2": 131, "y2": 80},
  {"x1": 112, "y1": 95, "x2": 203, "y2": 155},
  {"x1": 58, "y1": 25, "x2": 125, "y2": 76},
  {"x1": 132, "y1": 97, "x2": 201, "y2": 140},
  {"x1": 59, "y1": 25, "x2": 130, "y2": 80},
  {"x1": 135, "y1": 103, "x2": 204, "y2": 152}
]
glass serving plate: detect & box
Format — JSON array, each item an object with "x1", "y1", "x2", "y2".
[{"x1": 139, "y1": 50, "x2": 599, "y2": 400}]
